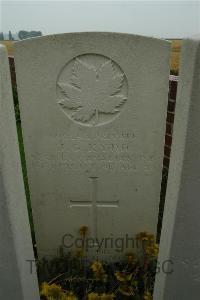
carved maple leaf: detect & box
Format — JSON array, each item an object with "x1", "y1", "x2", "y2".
[{"x1": 58, "y1": 58, "x2": 126, "y2": 124}]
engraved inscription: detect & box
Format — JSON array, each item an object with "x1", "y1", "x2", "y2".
[
  {"x1": 57, "y1": 54, "x2": 128, "y2": 126},
  {"x1": 29, "y1": 131, "x2": 155, "y2": 174}
]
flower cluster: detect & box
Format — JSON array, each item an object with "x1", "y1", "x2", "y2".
[
  {"x1": 145, "y1": 243, "x2": 159, "y2": 258},
  {"x1": 136, "y1": 231, "x2": 159, "y2": 258},
  {"x1": 39, "y1": 230, "x2": 158, "y2": 300},
  {"x1": 91, "y1": 260, "x2": 107, "y2": 281},
  {"x1": 40, "y1": 282, "x2": 77, "y2": 300},
  {"x1": 136, "y1": 231, "x2": 155, "y2": 242}
]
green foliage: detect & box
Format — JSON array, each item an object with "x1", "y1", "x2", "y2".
[
  {"x1": 0, "y1": 32, "x2": 4, "y2": 40},
  {"x1": 12, "y1": 87, "x2": 36, "y2": 246},
  {"x1": 18, "y1": 30, "x2": 42, "y2": 40},
  {"x1": 12, "y1": 86, "x2": 20, "y2": 122},
  {"x1": 9, "y1": 30, "x2": 14, "y2": 41}
]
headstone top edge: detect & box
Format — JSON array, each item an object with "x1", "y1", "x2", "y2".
[{"x1": 13, "y1": 31, "x2": 170, "y2": 50}]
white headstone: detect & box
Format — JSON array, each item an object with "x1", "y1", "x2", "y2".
[
  {"x1": 0, "y1": 45, "x2": 39, "y2": 299},
  {"x1": 14, "y1": 33, "x2": 170, "y2": 259},
  {"x1": 154, "y1": 37, "x2": 200, "y2": 299}
]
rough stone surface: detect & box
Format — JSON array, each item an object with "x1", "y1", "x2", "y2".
[
  {"x1": 154, "y1": 37, "x2": 200, "y2": 299},
  {"x1": 0, "y1": 45, "x2": 39, "y2": 300},
  {"x1": 14, "y1": 33, "x2": 170, "y2": 259}
]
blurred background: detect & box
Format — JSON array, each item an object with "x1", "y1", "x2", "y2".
[{"x1": 1, "y1": 0, "x2": 200, "y2": 73}]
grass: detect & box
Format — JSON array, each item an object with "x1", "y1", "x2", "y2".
[
  {"x1": 0, "y1": 40, "x2": 15, "y2": 56},
  {"x1": 13, "y1": 86, "x2": 36, "y2": 249},
  {"x1": 16, "y1": 123, "x2": 34, "y2": 230},
  {"x1": 169, "y1": 39, "x2": 181, "y2": 74}
]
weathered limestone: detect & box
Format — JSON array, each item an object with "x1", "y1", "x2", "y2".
[
  {"x1": 14, "y1": 33, "x2": 170, "y2": 259},
  {"x1": 0, "y1": 45, "x2": 39, "y2": 299},
  {"x1": 154, "y1": 37, "x2": 200, "y2": 299}
]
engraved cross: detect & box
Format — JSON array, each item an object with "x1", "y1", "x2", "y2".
[{"x1": 70, "y1": 177, "x2": 119, "y2": 237}]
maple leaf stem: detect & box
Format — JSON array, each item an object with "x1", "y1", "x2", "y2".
[{"x1": 95, "y1": 109, "x2": 99, "y2": 125}]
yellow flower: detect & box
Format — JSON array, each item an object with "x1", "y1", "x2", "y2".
[
  {"x1": 87, "y1": 292, "x2": 100, "y2": 300},
  {"x1": 40, "y1": 282, "x2": 63, "y2": 298},
  {"x1": 144, "y1": 291, "x2": 153, "y2": 300},
  {"x1": 79, "y1": 225, "x2": 89, "y2": 236},
  {"x1": 136, "y1": 232, "x2": 155, "y2": 242},
  {"x1": 100, "y1": 293, "x2": 115, "y2": 299},
  {"x1": 40, "y1": 283, "x2": 77, "y2": 300},
  {"x1": 90, "y1": 260, "x2": 107, "y2": 280},
  {"x1": 115, "y1": 271, "x2": 132, "y2": 282},
  {"x1": 145, "y1": 242, "x2": 159, "y2": 258},
  {"x1": 63, "y1": 292, "x2": 78, "y2": 300},
  {"x1": 91, "y1": 261, "x2": 103, "y2": 272},
  {"x1": 87, "y1": 293, "x2": 115, "y2": 300}
]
